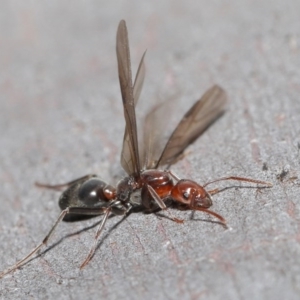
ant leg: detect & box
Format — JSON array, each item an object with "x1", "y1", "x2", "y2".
[
  {"x1": 80, "y1": 201, "x2": 130, "y2": 269},
  {"x1": 146, "y1": 185, "x2": 184, "y2": 224},
  {"x1": 203, "y1": 176, "x2": 272, "y2": 188},
  {"x1": 166, "y1": 170, "x2": 181, "y2": 181},
  {"x1": 192, "y1": 207, "x2": 227, "y2": 227},
  {"x1": 80, "y1": 207, "x2": 112, "y2": 269},
  {"x1": 35, "y1": 174, "x2": 97, "y2": 190},
  {"x1": 207, "y1": 188, "x2": 221, "y2": 196},
  {"x1": 0, "y1": 206, "x2": 106, "y2": 278},
  {"x1": 0, "y1": 209, "x2": 68, "y2": 279}
]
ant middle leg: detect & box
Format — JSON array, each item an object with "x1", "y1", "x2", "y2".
[
  {"x1": 146, "y1": 185, "x2": 184, "y2": 224},
  {"x1": 80, "y1": 207, "x2": 112, "y2": 269},
  {"x1": 80, "y1": 201, "x2": 131, "y2": 269}
]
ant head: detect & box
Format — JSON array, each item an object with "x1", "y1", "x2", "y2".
[{"x1": 171, "y1": 179, "x2": 212, "y2": 209}]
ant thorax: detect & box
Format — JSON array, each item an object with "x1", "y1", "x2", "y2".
[{"x1": 116, "y1": 175, "x2": 139, "y2": 203}]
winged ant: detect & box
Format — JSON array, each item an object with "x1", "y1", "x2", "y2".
[{"x1": 0, "y1": 20, "x2": 272, "y2": 278}]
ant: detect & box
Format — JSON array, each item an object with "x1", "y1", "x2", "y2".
[{"x1": 0, "y1": 20, "x2": 272, "y2": 278}]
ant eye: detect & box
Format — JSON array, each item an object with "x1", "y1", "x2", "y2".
[{"x1": 183, "y1": 192, "x2": 189, "y2": 199}]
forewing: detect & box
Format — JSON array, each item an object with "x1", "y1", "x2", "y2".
[
  {"x1": 133, "y1": 51, "x2": 146, "y2": 105},
  {"x1": 117, "y1": 20, "x2": 141, "y2": 175},
  {"x1": 121, "y1": 51, "x2": 146, "y2": 174},
  {"x1": 156, "y1": 85, "x2": 227, "y2": 168}
]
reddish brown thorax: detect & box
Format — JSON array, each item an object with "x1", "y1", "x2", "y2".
[
  {"x1": 139, "y1": 170, "x2": 212, "y2": 210},
  {"x1": 140, "y1": 170, "x2": 174, "y2": 199}
]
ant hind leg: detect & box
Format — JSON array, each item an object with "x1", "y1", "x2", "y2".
[
  {"x1": 0, "y1": 206, "x2": 106, "y2": 278},
  {"x1": 35, "y1": 174, "x2": 97, "y2": 190}
]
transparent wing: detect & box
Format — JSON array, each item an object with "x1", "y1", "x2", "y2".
[
  {"x1": 142, "y1": 96, "x2": 174, "y2": 169},
  {"x1": 121, "y1": 51, "x2": 146, "y2": 174},
  {"x1": 133, "y1": 51, "x2": 146, "y2": 105},
  {"x1": 156, "y1": 85, "x2": 227, "y2": 168},
  {"x1": 116, "y1": 20, "x2": 141, "y2": 175}
]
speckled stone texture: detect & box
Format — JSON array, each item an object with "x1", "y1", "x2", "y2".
[{"x1": 0, "y1": 1, "x2": 299, "y2": 299}]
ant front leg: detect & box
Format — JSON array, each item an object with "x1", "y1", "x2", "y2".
[
  {"x1": 190, "y1": 207, "x2": 227, "y2": 227},
  {"x1": 35, "y1": 174, "x2": 97, "y2": 190}
]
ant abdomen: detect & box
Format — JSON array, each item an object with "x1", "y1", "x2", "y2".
[
  {"x1": 59, "y1": 178, "x2": 116, "y2": 210},
  {"x1": 170, "y1": 179, "x2": 212, "y2": 209}
]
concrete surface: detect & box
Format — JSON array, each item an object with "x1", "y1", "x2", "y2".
[{"x1": 0, "y1": 1, "x2": 300, "y2": 299}]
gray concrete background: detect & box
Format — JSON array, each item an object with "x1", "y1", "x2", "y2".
[{"x1": 0, "y1": 1, "x2": 299, "y2": 299}]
